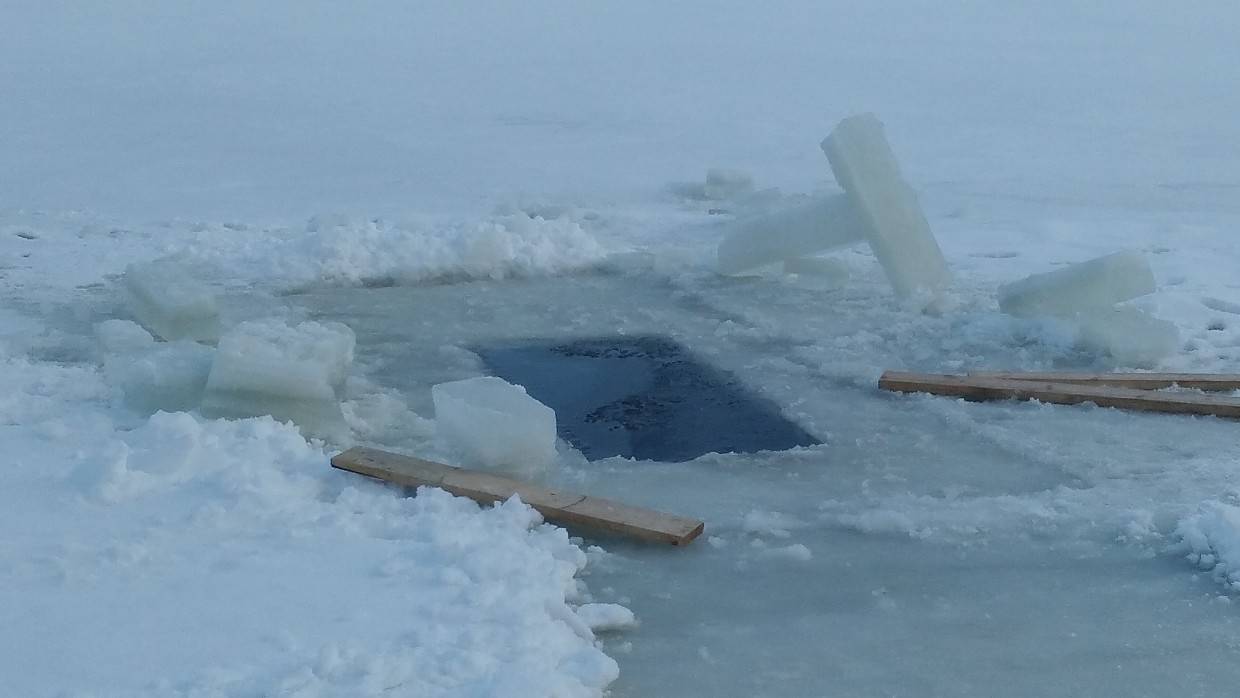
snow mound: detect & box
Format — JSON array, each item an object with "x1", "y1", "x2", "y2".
[{"x1": 1174, "y1": 501, "x2": 1240, "y2": 592}]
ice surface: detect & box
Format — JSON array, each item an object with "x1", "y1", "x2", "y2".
[
  {"x1": 998, "y1": 250, "x2": 1157, "y2": 318},
  {"x1": 432, "y1": 376, "x2": 557, "y2": 478},
  {"x1": 822, "y1": 114, "x2": 950, "y2": 298},
  {"x1": 1075, "y1": 307, "x2": 1180, "y2": 367},
  {"x1": 123, "y1": 260, "x2": 221, "y2": 342},
  {"x1": 716, "y1": 194, "x2": 865, "y2": 275},
  {"x1": 201, "y1": 320, "x2": 355, "y2": 438},
  {"x1": 105, "y1": 340, "x2": 215, "y2": 415}
]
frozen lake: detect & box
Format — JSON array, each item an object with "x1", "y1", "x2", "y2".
[{"x1": 288, "y1": 268, "x2": 1240, "y2": 696}]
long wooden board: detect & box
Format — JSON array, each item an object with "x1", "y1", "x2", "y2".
[
  {"x1": 879, "y1": 371, "x2": 1240, "y2": 420},
  {"x1": 967, "y1": 371, "x2": 1240, "y2": 391},
  {"x1": 331, "y1": 446, "x2": 704, "y2": 546}
]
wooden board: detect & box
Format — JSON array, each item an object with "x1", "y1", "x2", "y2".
[
  {"x1": 967, "y1": 371, "x2": 1240, "y2": 391},
  {"x1": 331, "y1": 446, "x2": 704, "y2": 546},
  {"x1": 879, "y1": 371, "x2": 1240, "y2": 420}
]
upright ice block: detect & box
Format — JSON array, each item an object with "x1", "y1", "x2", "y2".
[
  {"x1": 432, "y1": 376, "x2": 557, "y2": 479},
  {"x1": 822, "y1": 114, "x2": 950, "y2": 298},
  {"x1": 123, "y1": 260, "x2": 221, "y2": 343}
]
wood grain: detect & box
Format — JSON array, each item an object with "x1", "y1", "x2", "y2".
[
  {"x1": 967, "y1": 371, "x2": 1240, "y2": 391},
  {"x1": 331, "y1": 446, "x2": 704, "y2": 546}
]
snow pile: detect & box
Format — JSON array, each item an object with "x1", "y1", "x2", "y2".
[
  {"x1": 1174, "y1": 501, "x2": 1240, "y2": 592},
  {"x1": 433, "y1": 376, "x2": 558, "y2": 479},
  {"x1": 186, "y1": 213, "x2": 610, "y2": 290},
  {"x1": 201, "y1": 319, "x2": 356, "y2": 440}
]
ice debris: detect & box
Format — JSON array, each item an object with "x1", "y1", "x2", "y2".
[
  {"x1": 432, "y1": 376, "x2": 557, "y2": 479},
  {"x1": 123, "y1": 259, "x2": 221, "y2": 343}
]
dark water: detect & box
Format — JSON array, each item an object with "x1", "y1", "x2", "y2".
[{"x1": 476, "y1": 335, "x2": 820, "y2": 462}]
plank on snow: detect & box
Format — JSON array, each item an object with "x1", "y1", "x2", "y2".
[
  {"x1": 331, "y1": 446, "x2": 704, "y2": 546},
  {"x1": 878, "y1": 371, "x2": 1240, "y2": 420},
  {"x1": 967, "y1": 371, "x2": 1240, "y2": 392}
]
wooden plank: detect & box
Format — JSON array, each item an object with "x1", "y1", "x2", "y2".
[
  {"x1": 966, "y1": 371, "x2": 1240, "y2": 391},
  {"x1": 879, "y1": 371, "x2": 1240, "y2": 420},
  {"x1": 331, "y1": 446, "x2": 704, "y2": 546}
]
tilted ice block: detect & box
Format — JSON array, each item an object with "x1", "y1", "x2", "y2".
[
  {"x1": 105, "y1": 340, "x2": 215, "y2": 414},
  {"x1": 1075, "y1": 307, "x2": 1179, "y2": 368},
  {"x1": 201, "y1": 320, "x2": 355, "y2": 438},
  {"x1": 432, "y1": 376, "x2": 557, "y2": 479},
  {"x1": 123, "y1": 260, "x2": 221, "y2": 343},
  {"x1": 717, "y1": 194, "x2": 866, "y2": 275},
  {"x1": 822, "y1": 114, "x2": 950, "y2": 298},
  {"x1": 997, "y1": 251, "x2": 1157, "y2": 318}
]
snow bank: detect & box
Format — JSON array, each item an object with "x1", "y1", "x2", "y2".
[
  {"x1": 1174, "y1": 501, "x2": 1240, "y2": 592},
  {"x1": 186, "y1": 213, "x2": 610, "y2": 290}
]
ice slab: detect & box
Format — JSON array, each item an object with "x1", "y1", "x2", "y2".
[
  {"x1": 717, "y1": 194, "x2": 865, "y2": 275},
  {"x1": 783, "y1": 256, "x2": 850, "y2": 288},
  {"x1": 431, "y1": 376, "x2": 557, "y2": 479},
  {"x1": 123, "y1": 260, "x2": 221, "y2": 343},
  {"x1": 476, "y1": 336, "x2": 820, "y2": 462},
  {"x1": 106, "y1": 341, "x2": 215, "y2": 414},
  {"x1": 822, "y1": 113, "x2": 950, "y2": 298},
  {"x1": 998, "y1": 251, "x2": 1157, "y2": 318},
  {"x1": 1074, "y1": 307, "x2": 1179, "y2": 368},
  {"x1": 200, "y1": 320, "x2": 355, "y2": 438},
  {"x1": 95, "y1": 319, "x2": 155, "y2": 354}
]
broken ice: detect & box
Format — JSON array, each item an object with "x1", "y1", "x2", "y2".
[
  {"x1": 97, "y1": 320, "x2": 215, "y2": 414},
  {"x1": 1075, "y1": 307, "x2": 1179, "y2": 368},
  {"x1": 432, "y1": 376, "x2": 557, "y2": 479},
  {"x1": 200, "y1": 319, "x2": 355, "y2": 438},
  {"x1": 998, "y1": 250, "x2": 1157, "y2": 318},
  {"x1": 717, "y1": 195, "x2": 865, "y2": 275},
  {"x1": 822, "y1": 113, "x2": 950, "y2": 298},
  {"x1": 123, "y1": 260, "x2": 221, "y2": 343}
]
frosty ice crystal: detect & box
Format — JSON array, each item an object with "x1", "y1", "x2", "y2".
[{"x1": 432, "y1": 376, "x2": 557, "y2": 479}]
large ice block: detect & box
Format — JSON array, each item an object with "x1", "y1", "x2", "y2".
[
  {"x1": 106, "y1": 341, "x2": 215, "y2": 414},
  {"x1": 200, "y1": 320, "x2": 355, "y2": 438},
  {"x1": 432, "y1": 376, "x2": 557, "y2": 479},
  {"x1": 998, "y1": 251, "x2": 1157, "y2": 318},
  {"x1": 1075, "y1": 307, "x2": 1180, "y2": 368},
  {"x1": 123, "y1": 260, "x2": 221, "y2": 343},
  {"x1": 717, "y1": 194, "x2": 866, "y2": 275},
  {"x1": 822, "y1": 114, "x2": 950, "y2": 297}
]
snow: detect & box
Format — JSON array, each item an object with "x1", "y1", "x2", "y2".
[
  {"x1": 998, "y1": 250, "x2": 1158, "y2": 317},
  {"x1": 123, "y1": 259, "x2": 221, "y2": 342},
  {"x1": 716, "y1": 194, "x2": 865, "y2": 275},
  {"x1": 432, "y1": 377, "x2": 558, "y2": 479},
  {"x1": 4, "y1": 1, "x2": 1240, "y2": 696},
  {"x1": 201, "y1": 319, "x2": 356, "y2": 440},
  {"x1": 822, "y1": 113, "x2": 951, "y2": 299}
]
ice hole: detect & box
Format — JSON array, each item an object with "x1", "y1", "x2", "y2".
[{"x1": 476, "y1": 335, "x2": 820, "y2": 462}]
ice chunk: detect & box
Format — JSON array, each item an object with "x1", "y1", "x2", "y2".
[
  {"x1": 95, "y1": 319, "x2": 155, "y2": 354},
  {"x1": 105, "y1": 341, "x2": 215, "y2": 414},
  {"x1": 703, "y1": 168, "x2": 754, "y2": 201},
  {"x1": 998, "y1": 251, "x2": 1158, "y2": 318},
  {"x1": 200, "y1": 320, "x2": 355, "y2": 438},
  {"x1": 717, "y1": 194, "x2": 865, "y2": 275},
  {"x1": 432, "y1": 376, "x2": 557, "y2": 479},
  {"x1": 822, "y1": 114, "x2": 950, "y2": 297},
  {"x1": 123, "y1": 260, "x2": 221, "y2": 342},
  {"x1": 575, "y1": 603, "x2": 638, "y2": 633},
  {"x1": 1075, "y1": 307, "x2": 1179, "y2": 367}
]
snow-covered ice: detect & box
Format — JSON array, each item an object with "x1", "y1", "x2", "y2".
[
  {"x1": 822, "y1": 113, "x2": 951, "y2": 298},
  {"x1": 432, "y1": 376, "x2": 558, "y2": 479},
  {"x1": 201, "y1": 319, "x2": 355, "y2": 439},
  {"x1": 123, "y1": 259, "x2": 221, "y2": 342},
  {"x1": 998, "y1": 250, "x2": 1158, "y2": 318},
  {"x1": 716, "y1": 194, "x2": 865, "y2": 275}
]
